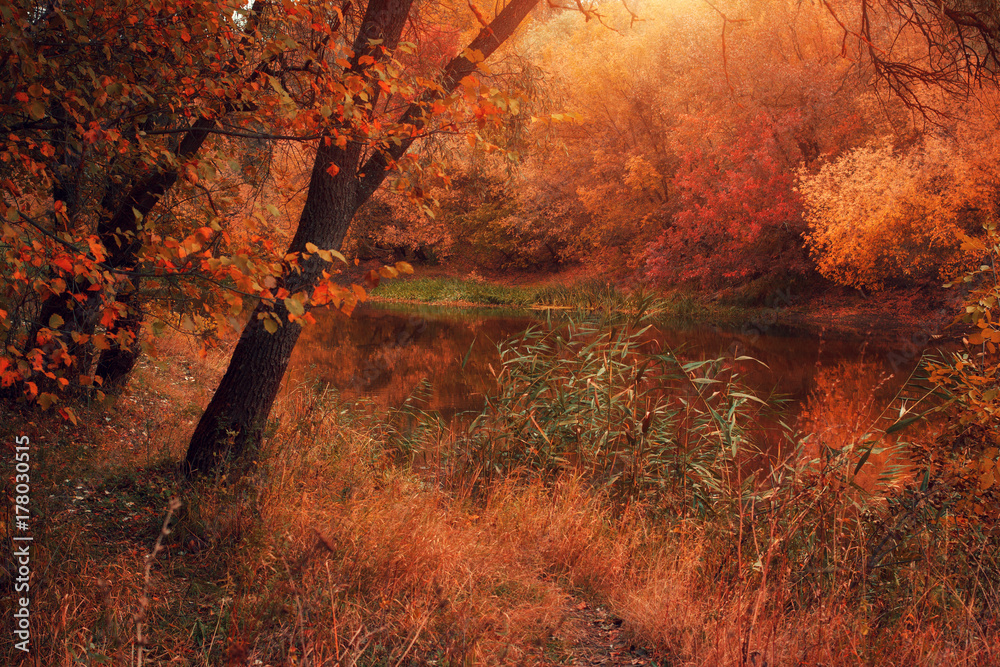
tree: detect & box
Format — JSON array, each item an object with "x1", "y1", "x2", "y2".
[
  {"x1": 184, "y1": 0, "x2": 543, "y2": 472},
  {"x1": 798, "y1": 0, "x2": 1000, "y2": 289},
  {"x1": 842, "y1": 0, "x2": 1000, "y2": 113},
  {"x1": 1, "y1": 0, "x2": 269, "y2": 415},
  {"x1": 504, "y1": 0, "x2": 882, "y2": 281},
  {"x1": 644, "y1": 111, "x2": 809, "y2": 287}
]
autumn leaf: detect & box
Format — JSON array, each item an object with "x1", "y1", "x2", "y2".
[{"x1": 284, "y1": 296, "x2": 306, "y2": 317}]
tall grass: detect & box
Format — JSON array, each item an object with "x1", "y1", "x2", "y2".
[
  {"x1": 442, "y1": 314, "x2": 1000, "y2": 664},
  {"x1": 8, "y1": 315, "x2": 1000, "y2": 666}
]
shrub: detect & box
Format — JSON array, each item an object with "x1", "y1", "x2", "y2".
[{"x1": 800, "y1": 135, "x2": 997, "y2": 290}]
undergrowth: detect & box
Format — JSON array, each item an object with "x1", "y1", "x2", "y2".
[{"x1": 3, "y1": 292, "x2": 999, "y2": 665}]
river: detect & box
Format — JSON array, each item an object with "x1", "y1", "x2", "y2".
[{"x1": 289, "y1": 302, "x2": 936, "y2": 439}]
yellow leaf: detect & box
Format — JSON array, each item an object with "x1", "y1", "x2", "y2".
[
  {"x1": 284, "y1": 297, "x2": 305, "y2": 317},
  {"x1": 263, "y1": 317, "x2": 279, "y2": 334},
  {"x1": 461, "y1": 48, "x2": 485, "y2": 63},
  {"x1": 48, "y1": 313, "x2": 64, "y2": 329}
]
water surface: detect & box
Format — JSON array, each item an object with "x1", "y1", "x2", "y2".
[{"x1": 290, "y1": 302, "x2": 931, "y2": 426}]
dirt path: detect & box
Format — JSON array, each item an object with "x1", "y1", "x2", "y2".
[{"x1": 546, "y1": 599, "x2": 659, "y2": 666}]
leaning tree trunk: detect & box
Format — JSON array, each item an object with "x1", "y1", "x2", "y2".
[
  {"x1": 184, "y1": 0, "x2": 541, "y2": 473},
  {"x1": 183, "y1": 300, "x2": 306, "y2": 471},
  {"x1": 184, "y1": 142, "x2": 362, "y2": 471}
]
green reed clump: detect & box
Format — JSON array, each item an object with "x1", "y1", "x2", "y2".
[{"x1": 456, "y1": 314, "x2": 768, "y2": 512}]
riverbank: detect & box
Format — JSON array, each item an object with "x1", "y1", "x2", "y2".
[{"x1": 370, "y1": 270, "x2": 963, "y2": 340}]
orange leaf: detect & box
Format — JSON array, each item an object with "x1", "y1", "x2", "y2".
[{"x1": 60, "y1": 407, "x2": 79, "y2": 425}]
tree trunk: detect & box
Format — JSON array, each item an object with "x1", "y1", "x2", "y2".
[
  {"x1": 184, "y1": 301, "x2": 304, "y2": 471},
  {"x1": 185, "y1": 136, "x2": 364, "y2": 472},
  {"x1": 184, "y1": 0, "x2": 541, "y2": 474},
  {"x1": 94, "y1": 280, "x2": 144, "y2": 390}
]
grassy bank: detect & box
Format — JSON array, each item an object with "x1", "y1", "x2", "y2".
[
  {"x1": 372, "y1": 276, "x2": 749, "y2": 325},
  {"x1": 4, "y1": 317, "x2": 998, "y2": 666}
]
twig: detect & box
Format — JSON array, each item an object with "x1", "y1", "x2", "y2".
[{"x1": 135, "y1": 497, "x2": 182, "y2": 667}]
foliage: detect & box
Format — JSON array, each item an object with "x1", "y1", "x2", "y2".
[
  {"x1": 0, "y1": 0, "x2": 523, "y2": 418},
  {"x1": 801, "y1": 134, "x2": 999, "y2": 290},
  {"x1": 645, "y1": 112, "x2": 809, "y2": 286},
  {"x1": 0, "y1": 0, "x2": 261, "y2": 414}
]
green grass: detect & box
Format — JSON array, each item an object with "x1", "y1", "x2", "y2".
[
  {"x1": 372, "y1": 276, "x2": 536, "y2": 306},
  {"x1": 373, "y1": 276, "x2": 756, "y2": 326}
]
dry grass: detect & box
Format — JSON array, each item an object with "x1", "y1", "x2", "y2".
[{"x1": 2, "y1": 333, "x2": 998, "y2": 666}]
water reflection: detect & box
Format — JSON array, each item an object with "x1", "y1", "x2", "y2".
[{"x1": 290, "y1": 303, "x2": 935, "y2": 428}]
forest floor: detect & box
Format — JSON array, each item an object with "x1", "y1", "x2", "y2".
[
  {"x1": 2, "y1": 330, "x2": 674, "y2": 667},
  {"x1": 552, "y1": 601, "x2": 656, "y2": 666}
]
